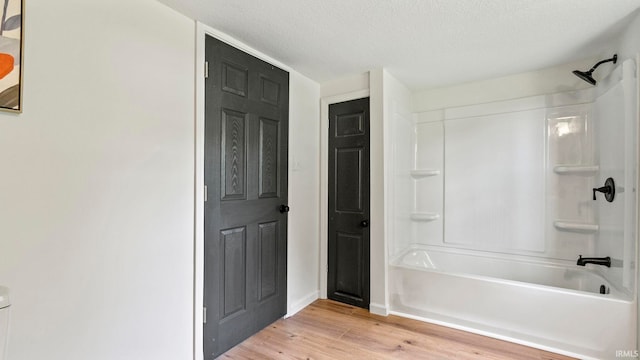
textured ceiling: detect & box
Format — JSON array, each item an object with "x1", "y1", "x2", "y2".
[{"x1": 157, "y1": 0, "x2": 640, "y2": 90}]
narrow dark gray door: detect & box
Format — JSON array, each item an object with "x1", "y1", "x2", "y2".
[
  {"x1": 203, "y1": 36, "x2": 289, "y2": 358},
  {"x1": 328, "y1": 97, "x2": 370, "y2": 309}
]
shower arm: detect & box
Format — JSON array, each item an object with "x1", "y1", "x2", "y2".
[{"x1": 586, "y1": 55, "x2": 618, "y2": 73}]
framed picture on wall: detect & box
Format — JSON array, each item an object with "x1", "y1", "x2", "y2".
[{"x1": 0, "y1": 0, "x2": 22, "y2": 113}]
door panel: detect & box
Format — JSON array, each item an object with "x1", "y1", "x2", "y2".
[
  {"x1": 335, "y1": 232, "x2": 363, "y2": 298},
  {"x1": 258, "y1": 221, "x2": 278, "y2": 301},
  {"x1": 221, "y1": 62, "x2": 248, "y2": 96},
  {"x1": 335, "y1": 148, "x2": 363, "y2": 212},
  {"x1": 204, "y1": 35, "x2": 289, "y2": 359},
  {"x1": 336, "y1": 112, "x2": 365, "y2": 136},
  {"x1": 328, "y1": 98, "x2": 370, "y2": 309},
  {"x1": 260, "y1": 76, "x2": 281, "y2": 105},
  {"x1": 221, "y1": 109, "x2": 247, "y2": 200},
  {"x1": 259, "y1": 118, "x2": 280, "y2": 198},
  {"x1": 221, "y1": 227, "x2": 246, "y2": 318}
]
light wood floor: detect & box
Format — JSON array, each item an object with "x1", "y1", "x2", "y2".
[{"x1": 219, "y1": 300, "x2": 575, "y2": 359}]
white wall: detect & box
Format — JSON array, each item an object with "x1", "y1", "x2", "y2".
[
  {"x1": 616, "y1": 10, "x2": 640, "y2": 62},
  {"x1": 369, "y1": 69, "x2": 385, "y2": 314},
  {"x1": 320, "y1": 73, "x2": 369, "y2": 98},
  {"x1": 286, "y1": 73, "x2": 321, "y2": 315},
  {"x1": 413, "y1": 59, "x2": 597, "y2": 112},
  {"x1": 0, "y1": 1, "x2": 195, "y2": 360}
]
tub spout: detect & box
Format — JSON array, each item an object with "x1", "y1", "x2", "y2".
[{"x1": 577, "y1": 255, "x2": 611, "y2": 267}]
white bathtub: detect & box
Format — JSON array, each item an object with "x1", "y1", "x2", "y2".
[{"x1": 390, "y1": 246, "x2": 637, "y2": 360}]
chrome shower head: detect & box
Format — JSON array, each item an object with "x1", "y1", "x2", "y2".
[{"x1": 572, "y1": 54, "x2": 617, "y2": 86}]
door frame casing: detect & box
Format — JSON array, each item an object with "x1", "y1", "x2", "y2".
[
  {"x1": 319, "y1": 90, "x2": 370, "y2": 299},
  {"x1": 194, "y1": 22, "x2": 294, "y2": 360}
]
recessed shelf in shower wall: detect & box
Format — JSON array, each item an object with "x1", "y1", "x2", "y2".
[
  {"x1": 410, "y1": 213, "x2": 440, "y2": 222},
  {"x1": 410, "y1": 169, "x2": 441, "y2": 179},
  {"x1": 553, "y1": 221, "x2": 599, "y2": 233},
  {"x1": 553, "y1": 165, "x2": 599, "y2": 175}
]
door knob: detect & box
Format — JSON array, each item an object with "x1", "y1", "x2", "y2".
[
  {"x1": 279, "y1": 204, "x2": 290, "y2": 213},
  {"x1": 360, "y1": 220, "x2": 369, "y2": 228},
  {"x1": 593, "y1": 177, "x2": 615, "y2": 202}
]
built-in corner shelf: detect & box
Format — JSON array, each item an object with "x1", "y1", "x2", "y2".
[
  {"x1": 410, "y1": 169, "x2": 440, "y2": 179},
  {"x1": 410, "y1": 213, "x2": 440, "y2": 222},
  {"x1": 553, "y1": 165, "x2": 599, "y2": 175},
  {"x1": 553, "y1": 221, "x2": 599, "y2": 233}
]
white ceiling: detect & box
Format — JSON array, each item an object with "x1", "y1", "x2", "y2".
[{"x1": 157, "y1": 0, "x2": 640, "y2": 90}]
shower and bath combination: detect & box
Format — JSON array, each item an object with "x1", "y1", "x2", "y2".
[
  {"x1": 389, "y1": 50, "x2": 637, "y2": 358},
  {"x1": 573, "y1": 54, "x2": 618, "y2": 85}
]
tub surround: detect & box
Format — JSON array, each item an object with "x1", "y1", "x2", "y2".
[
  {"x1": 387, "y1": 59, "x2": 638, "y2": 359},
  {"x1": 395, "y1": 60, "x2": 637, "y2": 294}
]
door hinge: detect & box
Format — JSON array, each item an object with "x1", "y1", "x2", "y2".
[
  {"x1": 204, "y1": 185, "x2": 208, "y2": 202},
  {"x1": 203, "y1": 306, "x2": 207, "y2": 324},
  {"x1": 204, "y1": 61, "x2": 209, "y2": 79}
]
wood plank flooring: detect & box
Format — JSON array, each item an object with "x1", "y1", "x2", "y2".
[{"x1": 219, "y1": 300, "x2": 575, "y2": 359}]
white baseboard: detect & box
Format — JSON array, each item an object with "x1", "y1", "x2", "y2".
[
  {"x1": 286, "y1": 290, "x2": 319, "y2": 318},
  {"x1": 369, "y1": 302, "x2": 389, "y2": 316}
]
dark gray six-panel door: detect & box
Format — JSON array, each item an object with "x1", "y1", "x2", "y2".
[
  {"x1": 203, "y1": 36, "x2": 289, "y2": 358},
  {"x1": 328, "y1": 97, "x2": 370, "y2": 309}
]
